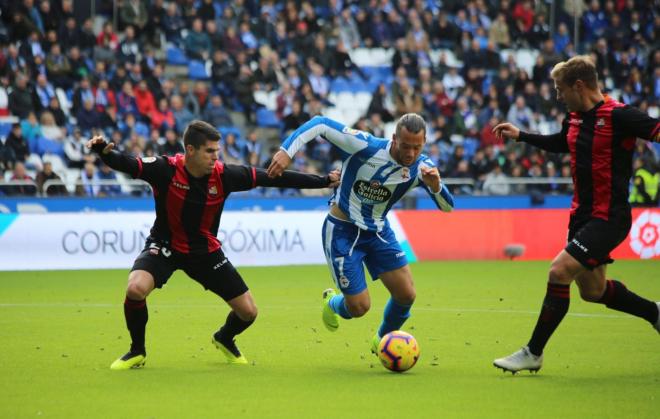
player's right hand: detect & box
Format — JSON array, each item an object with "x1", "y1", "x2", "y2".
[
  {"x1": 492, "y1": 122, "x2": 520, "y2": 141},
  {"x1": 267, "y1": 150, "x2": 292, "y2": 178},
  {"x1": 85, "y1": 135, "x2": 114, "y2": 154}
]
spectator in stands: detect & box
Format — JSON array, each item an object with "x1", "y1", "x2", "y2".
[
  {"x1": 151, "y1": 97, "x2": 175, "y2": 131},
  {"x1": 72, "y1": 77, "x2": 94, "y2": 115},
  {"x1": 161, "y1": 128, "x2": 184, "y2": 156},
  {"x1": 170, "y1": 95, "x2": 194, "y2": 133},
  {"x1": 97, "y1": 163, "x2": 121, "y2": 197},
  {"x1": 76, "y1": 99, "x2": 100, "y2": 135},
  {"x1": 483, "y1": 163, "x2": 511, "y2": 195},
  {"x1": 134, "y1": 80, "x2": 156, "y2": 121},
  {"x1": 33, "y1": 73, "x2": 56, "y2": 112},
  {"x1": 116, "y1": 81, "x2": 138, "y2": 120},
  {"x1": 79, "y1": 161, "x2": 100, "y2": 196},
  {"x1": 203, "y1": 94, "x2": 233, "y2": 128},
  {"x1": 8, "y1": 73, "x2": 34, "y2": 119},
  {"x1": 6, "y1": 162, "x2": 37, "y2": 196},
  {"x1": 40, "y1": 111, "x2": 64, "y2": 141},
  {"x1": 118, "y1": 25, "x2": 140, "y2": 64},
  {"x1": 95, "y1": 21, "x2": 119, "y2": 62},
  {"x1": 506, "y1": 96, "x2": 534, "y2": 131},
  {"x1": 45, "y1": 44, "x2": 72, "y2": 89},
  {"x1": 120, "y1": 0, "x2": 148, "y2": 35},
  {"x1": 333, "y1": 39, "x2": 367, "y2": 81},
  {"x1": 20, "y1": 111, "x2": 43, "y2": 143},
  {"x1": 64, "y1": 128, "x2": 87, "y2": 169},
  {"x1": 6, "y1": 123, "x2": 29, "y2": 166},
  {"x1": 283, "y1": 99, "x2": 310, "y2": 135},
  {"x1": 185, "y1": 18, "x2": 212, "y2": 61},
  {"x1": 0, "y1": 131, "x2": 17, "y2": 170},
  {"x1": 36, "y1": 161, "x2": 67, "y2": 195},
  {"x1": 162, "y1": 2, "x2": 185, "y2": 46}
]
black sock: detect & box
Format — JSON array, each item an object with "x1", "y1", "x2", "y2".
[
  {"x1": 598, "y1": 279, "x2": 659, "y2": 323},
  {"x1": 527, "y1": 283, "x2": 570, "y2": 356},
  {"x1": 124, "y1": 297, "x2": 148, "y2": 354},
  {"x1": 216, "y1": 311, "x2": 254, "y2": 342}
]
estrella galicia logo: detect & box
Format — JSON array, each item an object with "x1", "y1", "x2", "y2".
[{"x1": 353, "y1": 180, "x2": 392, "y2": 204}]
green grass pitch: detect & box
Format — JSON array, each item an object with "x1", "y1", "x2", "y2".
[{"x1": 1, "y1": 261, "x2": 659, "y2": 418}]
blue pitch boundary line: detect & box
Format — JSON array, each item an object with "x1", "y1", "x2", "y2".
[{"x1": 0, "y1": 302, "x2": 628, "y2": 319}]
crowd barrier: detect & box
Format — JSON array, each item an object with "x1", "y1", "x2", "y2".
[{"x1": 0, "y1": 209, "x2": 657, "y2": 271}]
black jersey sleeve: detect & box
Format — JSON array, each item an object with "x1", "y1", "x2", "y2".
[
  {"x1": 613, "y1": 105, "x2": 660, "y2": 142},
  {"x1": 221, "y1": 164, "x2": 331, "y2": 193},
  {"x1": 518, "y1": 118, "x2": 570, "y2": 152},
  {"x1": 92, "y1": 143, "x2": 170, "y2": 185}
]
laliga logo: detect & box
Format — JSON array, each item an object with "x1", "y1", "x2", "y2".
[{"x1": 629, "y1": 210, "x2": 660, "y2": 259}]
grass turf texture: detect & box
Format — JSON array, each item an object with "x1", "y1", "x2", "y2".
[{"x1": 1, "y1": 261, "x2": 658, "y2": 418}]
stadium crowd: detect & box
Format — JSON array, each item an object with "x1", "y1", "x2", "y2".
[{"x1": 0, "y1": 0, "x2": 658, "y2": 203}]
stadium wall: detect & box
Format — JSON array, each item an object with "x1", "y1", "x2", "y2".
[{"x1": 0, "y1": 209, "x2": 657, "y2": 271}]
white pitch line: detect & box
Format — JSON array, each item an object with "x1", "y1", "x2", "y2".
[{"x1": 0, "y1": 302, "x2": 627, "y2": 318}]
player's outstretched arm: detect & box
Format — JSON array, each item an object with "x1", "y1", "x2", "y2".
[
  {"x1": 419, "y1": 165, "x2": 454, "y2": 212},
  {"x1": 86, "y1": 135, "x2": 140, "y2": 176},
  {"x1": 494, "y1": 121, "x2": 569, "y2": 153},
  {"x1": 256, "y1": 168, "x2": 340, "y2": 189}
]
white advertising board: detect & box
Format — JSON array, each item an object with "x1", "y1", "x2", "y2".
[{"x1": 0, "y1": 212, "x2": 330, "y2": 270}]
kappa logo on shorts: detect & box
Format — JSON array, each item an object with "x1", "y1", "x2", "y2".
[
  {"x1": 339, "y1": 275, "x2": 350, "y2": 288},
  {"x1": 395, "y1": 251, "x2": 406, "y2": 258}
]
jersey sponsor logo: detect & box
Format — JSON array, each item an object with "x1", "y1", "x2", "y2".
[
  {"x1": 342, "y1": 126, "x2": 367, "y2": 137},
  {"x1": 353, "y1": 180, "x2": 392, "y2": 204},
  {"x1": 596, "y1": 118, "x2": 606, "y2": 127},
  {"x1": 141, "y1": 157, "x2": 156, "y2": 163},
  {"x1": 568, "y1": 118, "x2": 583, "y2": 125},
  {"x1": 629, "y1": 210, "x2": 660, "y2": 259},
  {"x1": 173, "y1": 181, "x2": 190, "y2": 190}
]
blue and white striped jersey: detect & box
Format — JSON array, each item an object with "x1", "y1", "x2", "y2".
[{"x1": 281, "y1": 116, "x2": 454, "y2": 232}]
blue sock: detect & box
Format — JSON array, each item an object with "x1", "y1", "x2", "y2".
[
  {"x1": 329, "y1": 295, "x2": 352, "y2": 319},
  {"x1": 378, "y1": 298, "x2": 412, "y2": 337}
]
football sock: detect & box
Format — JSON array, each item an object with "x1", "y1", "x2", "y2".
[
  {"x1": 124, "y1": 297, "x2": 148, "y2": 355},
  {"x1": 329, "y1": 294, "x2": 352, "y2": 319},
  {"x1": 378, "y1": 297, "x2": 412, "y2": 337},
  {"x1": 527, "y1": 283, "x2": 570, "y2": 356},
  {"x1": 216, "y1": 311, "x2": 255, "y2": 342},
  {"x1": 597, "y1": 279, "x2": 659, "y2": 323}
]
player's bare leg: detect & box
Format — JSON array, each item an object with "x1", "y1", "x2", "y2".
[
  {"x1": 212, "y1": 291, "x2": 257, "y2": 364},
  {"x1": 373, "y1": 265, "x2": 416, "y2": 354},
  {"x1": 110, "y1": 270, "x2": 155, "y2": 370}
]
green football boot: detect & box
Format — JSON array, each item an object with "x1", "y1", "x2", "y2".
[
  {"x1": 370, "y1": 334, "x2": 381, "y2": 356},
  {"x1": 110, "y1": 351, "x2": 146, "y2": 370},
  {"x1": 322, "y1": 288, "x2": 340, "y2": 332},
  {"x1": 212, "y1": 333, "x2": 248, "y2": 364}
]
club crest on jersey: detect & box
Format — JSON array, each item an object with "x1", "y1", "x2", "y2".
[
  {"x1": 353, "y1": 180, "x2": 392, "y2": 204},
  {"x1": 596, "y1": 118, "x2": 605, "y2": 127},
  {"x1": 401, "y1": 167, "x2": 410, "y2": 180},
  {"x1": 208, "y1": 185, "x2": 218, "y2": 195}
]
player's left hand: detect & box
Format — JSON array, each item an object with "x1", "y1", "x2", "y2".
[
  {"x1": 85, "y1": 135, "x2": 114, "y2": 154},
  {"x1": 267, "y1": 150, "x2": 291, "y2": 178},
  {"x1": 420, "y1": 166, "x2": 441, "y2": 193},
  {"x1": 327, "y1": 169, "x2": 341, "y2": 188}
]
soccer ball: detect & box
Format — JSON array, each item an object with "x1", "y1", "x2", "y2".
[{"x1": 377, "y1": 330, "x2": 420, "y2": 372}]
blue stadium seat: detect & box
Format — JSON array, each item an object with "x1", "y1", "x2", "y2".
[
  {"x1": 0, "y1": 122, "x2": 12, "y2": 138},
  {"x1": 188, "y1": 60, "x2": 209, "y2": 80},
  {"x1": 35, "y1": 137, "x2": 65, "y2": 158},
  {"x1": 218, "y1": 126, "x2": 242, "y2": 141},
  {"x1": 329, "y1": 77, "x2": 352, "y2": 93},
  {"x1": 462, "y1": 138, "x2": 480, "y2": 160},
  {"x1": 166, "y1": 46, "x2": 188, "y2": 66},
  {"x1": 255, "y1": 108, "x2": 282, "y2": 128}
]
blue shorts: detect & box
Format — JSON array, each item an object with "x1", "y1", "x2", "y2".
[{"x1": 322, "y1": 215, "x2": 408, "y2": 295}]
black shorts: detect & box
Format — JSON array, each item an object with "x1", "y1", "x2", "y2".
[
  {"x1": 131, "y1": 239, "x2": 248, "y2": 301},
  {"x1": 565, "y1": 216, "x2": 631, "y2": 270}
]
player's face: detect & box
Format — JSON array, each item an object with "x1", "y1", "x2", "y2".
[
  {"x1": 555, "y1": 80, "x2": 582, "y2": 112},
  {"x1": 188, "y1": 140, "x2": 220, "y2": 175},
  {"x1": 392, "y1": 128, "x2": 425, "y2": 166}
]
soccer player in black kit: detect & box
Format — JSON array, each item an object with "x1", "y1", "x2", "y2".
[
  {"x1": 87, "y1": 120, "x2": 340, "y2": 370},
  {"x1": 491, "y1": 56, "x2": 660, "y2": 373}
]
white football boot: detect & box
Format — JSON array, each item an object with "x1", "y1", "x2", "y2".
[{"x1": 493, "y1": 346, "x2": 543, "y2": 374}]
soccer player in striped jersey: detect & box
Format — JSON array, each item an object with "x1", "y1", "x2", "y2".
[
  {"x1": 267, "y1": 113, "x2": 454, "y2": 354},
  {"x1": 492, "y1": 55, "x2": 660, "y2": 374},
  {"x1": 87, "y1": 120, "x2": 339, "y2": 370}
]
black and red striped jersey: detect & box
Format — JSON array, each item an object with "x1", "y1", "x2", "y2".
[
  {"x1": 520, "y1": 96, "x2": 659, "y2": 221},
  {"x1": 96, "y1": 151, "x2": 332, "y2": 255}
]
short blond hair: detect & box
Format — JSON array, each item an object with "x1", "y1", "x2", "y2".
[{"x1": 550, "y1": 55, "x2": 599, "y2": 89}]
